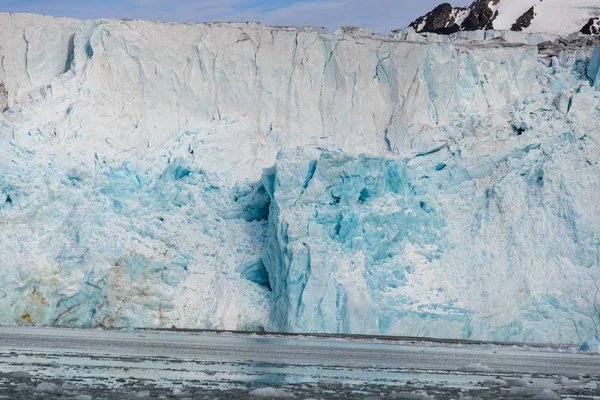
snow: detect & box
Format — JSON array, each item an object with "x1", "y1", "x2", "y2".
[
  {"x1": 0, "y1": 13, "x2": 599, "y2": 344},
  {"x1": 249, "y1": 387, "x2": 296, "y2": 398},
  {"x1": 452, "y1": 9, "x2": 471, "y2": 29},
  {"x1": 490, "y1": 0, "x2": 600, "y2": 36},
  {"x1": 409, "y1": 0, "x2": 600, "y2": 39}
]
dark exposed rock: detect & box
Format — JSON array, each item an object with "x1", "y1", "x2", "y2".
[
  {"x1": 461, "y1": 0, "x2": 496, "y2": 31},
  {"x1": 511, "y1": 7, "x2": 535, "y2": 32},
  {"x1": 408, "y1": 2, "x2": 469, "y2": 34},
  {"x1": 581, "y1": 17, "x2": 600, "y2": 35},
  {"x1": 409, "y1": 3, "x2": 456, "y2": 33},
  {"x1": 409, "y1": 0, "x2": 498, "y2": 34},
  {"x1": 486, "y1": 10, "x2": 499, "y2": 30},
  {"x1": 432, "y1": 24, "x2": 461, "y2": 35}
]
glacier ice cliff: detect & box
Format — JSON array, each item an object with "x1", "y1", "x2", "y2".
[
  {"x1": 589, "y1": 45, "x2": 600, "y2": 88},
  {"x1": 263, "y1": 143, "x2": 600, "y2": 342},
  {"x1": 0, "y1": 13, "x2": 599, "y2": 343}
]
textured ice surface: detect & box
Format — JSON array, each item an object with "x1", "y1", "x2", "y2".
[
  {"x1": 0, "y1": 156, "x2": 272, "y2": 329},
  {"x1": 394, "y1": 27, "x2": 560, "y2": 46},
  {"x1": 0, "y1": 13, "x2": 540, "y2": 167},
  {"x1": 262, "y1": 141, "x2": 600, "y2": 341},
  {"x1": 588, "y1": 45, "x2": 600, "y2": 88},
  {"x1": 580, "y1": 337, "x2": 600, "y2": 353},
  {"x1": 0, "y1": 13, "x2": 599, "y2": 343}
]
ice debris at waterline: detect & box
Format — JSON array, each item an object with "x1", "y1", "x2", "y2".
[{"x1": 0, "y1": 13, "x2": 599, "y2": 343}]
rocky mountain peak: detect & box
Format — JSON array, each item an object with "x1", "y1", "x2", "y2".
[{"x1": 409, "y1": 0, "x2": 600, "y2": 37}]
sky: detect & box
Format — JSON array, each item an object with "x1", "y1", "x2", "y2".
[{"x1": 0, "y1": 0, "x2": 472, "y2": 33}]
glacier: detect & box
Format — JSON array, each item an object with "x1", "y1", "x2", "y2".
[
  {"x1": 0, "y1": 13, "x2": 599, "y2": 343},
  {"x1": 263, "y1": 138, "x2": 600, "y2": 341}
]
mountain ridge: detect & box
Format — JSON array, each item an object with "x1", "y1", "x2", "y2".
[{"x1": 410, "y1": 0, "x2": 600, "y2": 37}]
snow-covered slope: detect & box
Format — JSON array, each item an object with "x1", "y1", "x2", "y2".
[
  {"x1": 494, "y1": 0, "x2": 600, "y2": 36},
  {"x1": 410, "y1": 0, "x2": 600, "y2": 37},
  {"x1": 1, "y1": 13, "x2": 599, "y2": 343}
]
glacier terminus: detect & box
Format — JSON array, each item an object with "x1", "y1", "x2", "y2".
[{"x1": 0, "y1": 11, "x2": 599, "y2": 345}]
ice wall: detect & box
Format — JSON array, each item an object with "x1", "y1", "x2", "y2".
[
  {"x1": 0, "y1": 13, "x2": 540, "y2": 178},
  {"x1": 589, "y1": 45, "x2": 600, "y2": 88},
  {"x1": 263, "y1": 141, "x2": 600, "y2": 342},
  {"x1": 0, "y1": 13, "x2": 598, "y2": 343}
]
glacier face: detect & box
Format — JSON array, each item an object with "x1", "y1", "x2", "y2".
[
  {"x1": 0, "y1": 13, "x2": 599, "y2": 343},
  {"x1": 0, "y1": 150, "x2": 273, "y2": 329},
  {"x1": 0, "y1": 12, "x2": 541, "y2": 174},
  {"x1": 263, "y1": 132, "x2": 600, "y2": 342}
]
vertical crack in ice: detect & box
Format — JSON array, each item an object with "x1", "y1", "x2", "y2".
[
  {"x1": 287, "y1": 32, "x2": 300, "y2": 117},
  {"x1": 183, "y1": 57, "x2": 191, "y2": 89},
  {"x1": 351, "y1": 71, "x2": 357, "y2": 110},
  {"x1": 295, "y1": 243, "x2": 311, "y2": 319},
  {"x1": 443, "y1": 50, "x2": 458, "y2": 113},
  {"x1": 383, "y1": 110, "x2": 400, "y2": 153},
  {"x1": 22, "y1": 32, "x2": 31, "y2": 84},
  {"x1": 590, "y1": 273, "x2": 600, "y2": 338},
  {"x1": 303, "y1": 160, "x2": 318, "y2": 190},
  {"x1": 253, "y1": 34, "x2": 261, "y2": 79},
  {"x1": 373, "y1": 43, "x2": 391, "y2": 83},
  {"x1": 123, "y1": 38, "x2": 146, "y2": 126},
  {"x1": 212, "y1": 50, "x2": 221, "y2": 120},
  {"x1": 423, "y1": 46, "x2": 439, "y2": 125},
  {"x1": 252, "y1": 32, "x2": 263, "y2": 131},
  {"x1": 319, "y1": 38, "x2": 342, "y2": 138},
  {"x1": 0, "y1": 54, "x2": 8, "y2": 111},
  {"x1": 64, "y1": 34, "x2": 75, "y2": 74},
  {"x1": 195, "y1": 42, "x2": 206, "y2": 75}
]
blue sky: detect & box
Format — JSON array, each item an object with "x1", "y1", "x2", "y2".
[{"x1": 0, "y1": 0, "x2": 472, "y2": 33}]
